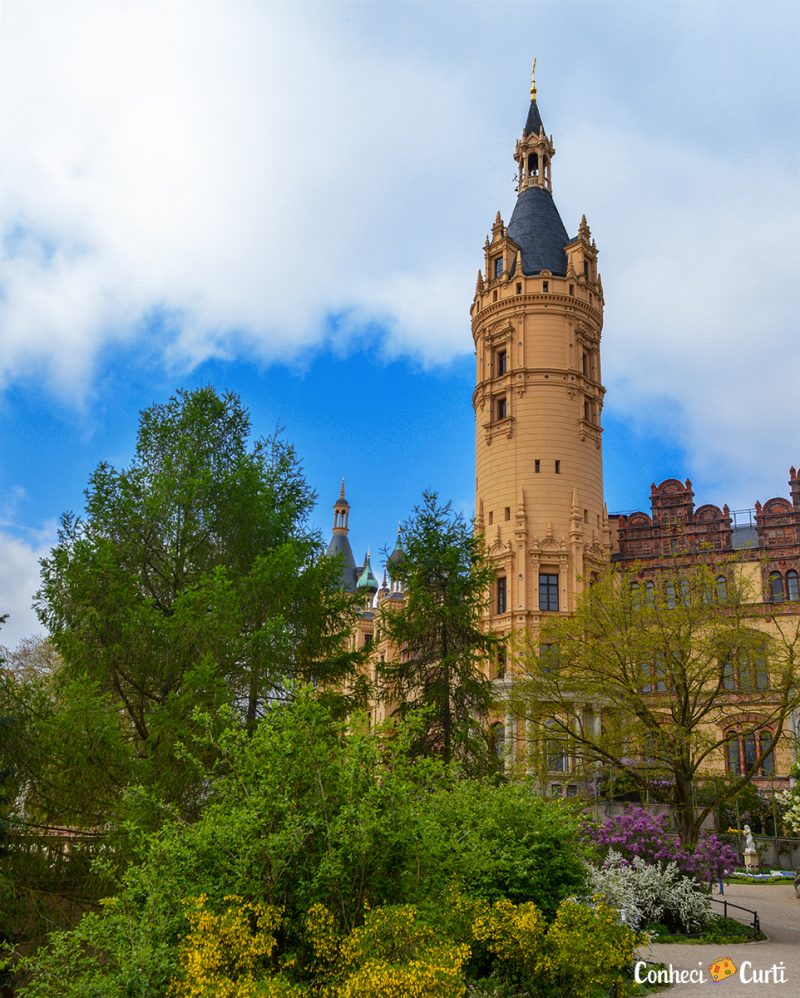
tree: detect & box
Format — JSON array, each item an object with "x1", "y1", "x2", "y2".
[
  {"x1": 35, "y1": 388, "x2": 361, "y2": 785},
  {"x1": 509, "y1": 562, "x2": 800, "y2": 848},
  {"x1": 377, "y1": 491, "x2": 498, "y2": 771}
]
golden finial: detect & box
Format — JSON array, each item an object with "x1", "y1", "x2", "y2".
[{"x1": 530, "y1": 57, "x2": 537, "y2": 101}]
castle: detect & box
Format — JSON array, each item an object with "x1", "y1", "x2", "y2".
[{"x1": 327, "y1": 65, "x2": 800, "y2": 790}]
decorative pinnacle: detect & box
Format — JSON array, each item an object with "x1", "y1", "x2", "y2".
[
  {"x1": 530, "y1": 57, "x2": 537, "y2": 101},
  {"x1": 339, "y1": 479, "x2": 346, "y2": 499}
]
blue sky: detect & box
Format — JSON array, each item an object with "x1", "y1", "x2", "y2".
[{"x1": 1, "y1": 1, "x2": 799, "y2": 647}]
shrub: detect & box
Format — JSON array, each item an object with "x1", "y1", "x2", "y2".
[
  {"x1": 586, "y1": 806, "x2": 737, "y2": 884},
  {"x1": 587, "y1": 850, "x2": 712, "y2": 934}
]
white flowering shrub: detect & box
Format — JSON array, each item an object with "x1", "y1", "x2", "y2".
[
  {"x1": 588, "y1": 850, "x2": 712, "y2": 934},
  {"x1": 777, "y1": 790, "x2": 800, "y2": 836}
]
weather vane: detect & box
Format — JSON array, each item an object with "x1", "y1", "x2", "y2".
[{"x1": 530, "y1": 57, "x2": 537, "y2": 101}]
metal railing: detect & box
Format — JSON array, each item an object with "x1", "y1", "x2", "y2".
[{"x1": 711, "y1": 896, "x2": 761, "y2": 938}]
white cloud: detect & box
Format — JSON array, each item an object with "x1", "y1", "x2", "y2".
[
  {"x1": 0, "y1": 526, "x2": 54, "y2": 651},
  {"x1": 0, "y1": 1, "x2": 798, "y2": 505}
]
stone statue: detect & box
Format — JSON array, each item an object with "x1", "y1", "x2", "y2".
[{"x1": 743, "y1": 825, "x2": 756, "y2": 852}]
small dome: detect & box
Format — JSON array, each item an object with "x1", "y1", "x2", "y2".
[
  {"x1": 387, "y1": 530, "x2": 404, "y2": 573},
  {"x1": 356, "y1": 552, "x2": 379, "y2": 594}
]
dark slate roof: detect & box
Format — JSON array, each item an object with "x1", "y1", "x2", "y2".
[
  {"x1": 507, "y1": 186, "x2": 570, "y2": 276},
  {"x1": 731, "y1": 524, "x2": 760, "y2": 551},
  {"x1": 523, "y1": 100, "x2": 545, "y2": 136},
  {"x1": 326, "y1": 533, "x2": 357, "y2": 591}
]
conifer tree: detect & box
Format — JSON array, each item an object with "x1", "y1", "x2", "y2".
[{"x1": 377, "y1": 491, "x2": 497, "y2": 772}]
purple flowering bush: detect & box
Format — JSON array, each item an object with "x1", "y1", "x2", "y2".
[{"x1": 586, "y1": 806, "x2": 737, "y2": 884}]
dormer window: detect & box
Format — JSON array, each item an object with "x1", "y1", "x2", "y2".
[{"x1": 494, "y1": 256, "x2": 503, "y2": 279}]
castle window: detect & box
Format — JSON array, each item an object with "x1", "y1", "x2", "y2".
[
  {"x1": 496, "y1": 349, "x2": 507, "y2": 375},
  {"x1": 787, "y1": 570, "x2": 799, "y2": 601},
  {"x1": 584, "y1": 509, "x2": 589, "y2": 523},
  {"x1": 539, "y1": 573, "x2": 559, "y2": 611},
  {"x1": 488, "y1": 511, "x2": 493, "y2": 525},
  {"x1": 716, "y1": 575, "x2": 728, "y2": 602},
  {"x1": 542, "y1": 280, "x2": 549, "y2": 293},
  {"x1": 497, "y1": 645, "x2": 507, "y2": 679},
  {"x1": 504, "y1": 507, "x2": 511, "y2": 521},
  {"x1": 492, "y1": 721, "x2": 505, "y2": 761},
  {"x1": 496, "y1": 576, "x2": 507, "y2": 614},
  {"x1": 584, "y1": 260, "x2": 589, "y2": 277},
  {"x1": 494, "y1": 256, "x2": 503, "y2": 278},
  {"x1": 554, "y1": 460, "x2": 561, "y2": 474},
  {"x1": 569, "y1": 283, "x2": 575, "y2": 296},
  {"x1": 534, "y1": 459, "x2": 540, "y2": 473},
  {"x1": 584, "y1": 398, "x2": 592, "y2": 422},
  {"x1": 364, "y1": 632, "x2": 373, "y2": 647},
  {"x1": 540, "y1": 643, "x2": 559, "y2": 673},
  {"x1": 768, "y1": 571, "x2": 784, "y2": 602},
  {"x1": 545, "y1": 720, "x2": 567, "y2": 772},
  {"x1": 496, "y1": 396, "x2": 507, "y2": 420},
  {"x1": 516, "y1": 282, "x2": 522, "y2": 294}
]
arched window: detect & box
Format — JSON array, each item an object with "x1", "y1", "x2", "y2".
[
  {"x1": 759, "y1": 732, "x2": 774, "y2": 776},
  {"x1": 743, "y1": 732, "x2": 757, "y2": 771},
  {"x1": 768, "y1": 571, "x2": 784, "y2": 602},
  {"x1": 716, "y1": 575, "x2": 728, "y2": 602},
  {"x1": 721, "y1": 659, "x2": 735, "y2": 690},
  {"x1": 665, "y1": 582, "x2": 676, "y2": 609},
  {"x1": 492, "y1": 722, "x2": 505, "y2": 762},
  {"x1": 545, "y1": 720, "x2": 567, "y2": 773},
  {"x1": 645, "y1": 580, "x2": 656, "y2": 607},
  {"x1": 787, "y1": 570, "x2": 799, "y2": 601},
  {"x1": 725, "y1": 732, "x2": 741, "y2": 775},
  {"x1": 630, "y1": 582, "x2": 640, "y2": 608},
  {"x1": 496, "y1": 575, "x2": 507, "y2": 614}
]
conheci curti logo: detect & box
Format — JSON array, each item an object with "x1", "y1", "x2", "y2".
[{"x1": 634, "y1": 956, "x2": 788, "y2": 985}]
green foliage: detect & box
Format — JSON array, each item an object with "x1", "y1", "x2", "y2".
[
  {"x1": 511, "y1": 561, "x2": 800, "y2": 847},
  {"x1": 17, "y1": 695, "x2": 589, "y2": 996},
  {"x1": 35, "y1": 387, "x2": 362, "y2": 800},
  {"x1": 377, "y1": 491, "x2": 498, "y2": 772},
  {"x1": 417, "y1": 780, "x2": 587, "y2": 917}
]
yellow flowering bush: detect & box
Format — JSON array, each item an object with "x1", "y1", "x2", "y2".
[
  {"x1": 170, "y1": 894, "x2": 297, "y2": 998},
  {"x1": 336, "y1": 945, "x2": 470, "y2": 998},
  {"x1": 306, "y1": 902, "x2": 470, "y2": 997},
  {"x1": 539, "y1": 899, "x2": 645, "y2": 998}
]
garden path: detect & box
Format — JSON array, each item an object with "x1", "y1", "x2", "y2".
[{"x1": 639, "y1": 883, "x2": 800, "y2": 997}]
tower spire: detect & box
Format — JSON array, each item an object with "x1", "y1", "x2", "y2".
[{"x1": 530, "y1": 57, "x2": 537, "y2": 101}]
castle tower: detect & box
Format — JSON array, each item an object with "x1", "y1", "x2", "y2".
[
  {"x1": 472, "y1": 62, "x2": 609, "y2": 642},
  {"x1": 326, "y1": 481, "x2": 357, "y2": 592}
]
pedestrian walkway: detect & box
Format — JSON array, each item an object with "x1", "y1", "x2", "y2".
[{"x1": 639, "y1": 883, "x2": 799, "y2": 997}]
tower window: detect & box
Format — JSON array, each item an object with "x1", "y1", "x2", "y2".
[
  {"x1": 497, "y1": 576, "x2": 507, "y2": 614},
  {"x1": 584, "y1": 398, "x2": 592, "y2": 422},
  {"x1": 584, "y1": 509, "x2": 589, "y2": 523},
  {"x1": 539, "y1": 573, "x2": 559, "y2": 612},
  {"x1": 555, "y1": 460, "x2": 561, "y2": 474},
  {"x1": 584, "y1": 261, "x2": 589, "y2": 276},
  {"x1": 788, "y1": 570, "x2": 799, "y2": 601},
  {"x1": 496, "y1": 396, "x2": 507, "y2": 420},
  {"x1": 504, "y1": 507, "x2": 511, "y2": 521},
  {"x1": 516, "y1": 282, "x2": 522, "y2": 294},
  {"x1": 534, "y1": 459, "x2": 540, "y2": 473},
  {"x1": 496, "y1": 349, "x2": 507, "y2": 375},
  {"x1": 768, "y1": 571, "x2": 784, "y2": 602},
  {"x1": 494, "y1": 256, "x2": 503, "y2": 278},
  {"x1": 569, "y1": 283, "x2": 575, "y2": 296},
  {"x1": 542, "y1": 280, "x2": 549, "y2": 293},
  {"x1": 488, "y1": 511, "x2": 493, "y2": 525}
]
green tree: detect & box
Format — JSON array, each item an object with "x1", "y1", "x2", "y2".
[
  {"x1": 509, "y1": 562, "x2": 800, "y2": 847},
  {"x1": 35, "y1": 387, "x2": 361, "y2": 788},
  {"x1": 377, "y1": 491, "x2": 498, "y2": 771}
]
